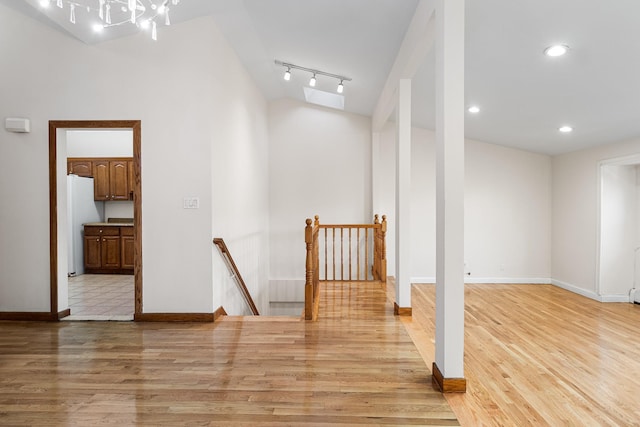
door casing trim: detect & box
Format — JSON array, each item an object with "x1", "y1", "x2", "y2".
[{"x1": 49, "y1": 120, "x2": 142, "y2": 317}]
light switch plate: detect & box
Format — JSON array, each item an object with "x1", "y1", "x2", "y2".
[{"x1": 183, "y1": 197, "x2": 199, "y2": 209}]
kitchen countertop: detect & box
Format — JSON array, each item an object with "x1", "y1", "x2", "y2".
[{"x1": 84, "y1": 222, "x2": 134, "y2": 227}]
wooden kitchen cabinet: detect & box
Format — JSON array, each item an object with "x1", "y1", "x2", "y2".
[
  {"x1": 93, "y1": 160, "x2": 110, "y2": 200},
  {"x1": 83, "y1": 233, "x2": 102, "y2": 270},
  {"x1": 84, "y1": 158, "x2": 131, "y2": 201},
  {"x1": 101, "y1": 235, "x2": 122, "y2": 268},
  {"x1": 120, "y1": 227, "x2": 135, "y2": 270},
  {"x1": 67, "y1": 160, "x2": 93, "y2": 177},
  {"x1": 84, "y1": 225, "x2": 133, "y2": 274},
  {"x1": 68, "y1": 157, "x2": 133, "y2": 201},
  {"x1": 127, "y1": 160, "x2": 134, "y2": 199}
]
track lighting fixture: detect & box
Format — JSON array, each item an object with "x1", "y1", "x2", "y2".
[{"x1": 275, "y1": 60, "x2": 351, "y2": 94}]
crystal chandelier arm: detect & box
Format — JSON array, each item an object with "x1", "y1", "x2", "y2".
[{"x1": 40, "y1": 0, "x2": 176, "y2": 39}]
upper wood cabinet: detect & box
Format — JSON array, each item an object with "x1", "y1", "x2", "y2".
[
  {"x1": 68, "y1": 157, "x2": 133, "y2": 201},
  {"x1": 110, "y1": 160, "x2": 129, "y2": 200},
  {"x1": 93, "y1": 160, "x2": 110, "y2": 200},
  {"x1": 127, "y1": 160, "x2": 134, "y2": 199},
  {"x1": 68, "y1": 160, "x2": 93, "y2": 177}
]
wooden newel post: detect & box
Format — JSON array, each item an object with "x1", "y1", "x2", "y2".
[
  {"x1": 312, "y1": 215, "x2": 320, "y2": 318},
  {"x1": 305, "y1": 218, "x2": 313, "y2": 320},
  {"x1": 380, "y1": 215, "x2": 387, "y2": 282},
  {"x1": 373, "y1": 215, "x2": 380, "y2": 279},
  {"x1": 373, "y1": 214, "x2": 388, "y2": 282}
]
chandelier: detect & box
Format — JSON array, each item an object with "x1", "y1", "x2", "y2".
[{"x1": 38, "y1": 0, "x2": 182, "y2": 40}]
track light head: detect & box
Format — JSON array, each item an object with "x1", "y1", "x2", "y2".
[{"x1": 274, "y1": 60, "x2": 351, "y2": 93}]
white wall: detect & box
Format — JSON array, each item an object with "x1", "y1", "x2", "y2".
[
  {"x1": 636, "y1": 166, "x2": 640, "y2": 293},
  {"x1": 599, "y1": 165, "x2": 636, "y2": 297},
  {"x1": 67, "y1": 130, "x2": 133, "y2": 157},
  {"x1": 267, "y1": 99, "x2": 372, "y2": 302},
  {"x1": 210, "y1": 30, "x2": 270, "y2": 315},
  {"x1": 378, "y1": 123, "x2": 552, "y2": 283},
  {"x1": 465, "y1": 138, "x2": 551, "y2": 281},
  {"x1": 0, "y1": 5, "x2": 270, "y2": 315},
  {"x1": 552, "y1": 137, "x2": 640, "y2": 300}
]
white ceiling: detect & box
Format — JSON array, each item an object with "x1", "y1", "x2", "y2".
[{"x1": 5, "y1": 0, "x2": 640, "y2": 155}]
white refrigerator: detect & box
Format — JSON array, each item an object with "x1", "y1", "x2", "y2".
[{"x1": 67, "y1": 175, "x2": 104, "y2": 276}]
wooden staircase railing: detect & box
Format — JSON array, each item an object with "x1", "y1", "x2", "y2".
[
  {"x1": 304, "y1": 215, "x2": 387, "y2": 320},
  {"x1": 213, "y1": 238, "x2": 259, "y2": 316}
]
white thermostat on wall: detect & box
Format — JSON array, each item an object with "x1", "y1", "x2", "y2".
[{"x1": 5, "y1": 117, "x2": 30, "y2": 133}]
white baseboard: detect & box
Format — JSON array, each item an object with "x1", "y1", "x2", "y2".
[
  {"x1": 411, "y1": 276, "x2": 551, "y2": 285},
  {"x1": 599, "y1": 295, "x2": 631, "y2": 303},
  {"x1": 411, "y1": 277, "x2": 435, "y2": 284},
  {"x1": 551, "y1": 279, "x2": 630, "y2": 303},
  {"x1": 465, "y1": 277, "x2": 551, "y2": 284}
]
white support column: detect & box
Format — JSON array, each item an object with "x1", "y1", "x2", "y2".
[
  {"x1": 433, "y1": 0, "x2": 466, "y2": 391},
  {"x1": 371, "y1": 131, "x2": 381, "y2": 216},
  {"x1": 395, "y1": 79, "x2": 412, "y2": 314}
]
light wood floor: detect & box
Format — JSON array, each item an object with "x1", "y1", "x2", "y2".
[
  {"x1": 4, "y1": 282, "x2": 638, "y2": 426},
  {"x1": 402, "y1": 283, "x2": 640, "y2": 426},
  {"x1": 0, "y1": 281, "x2": 458, "y2": 426}
]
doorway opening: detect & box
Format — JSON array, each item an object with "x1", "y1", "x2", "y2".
[
  {"x1": 597, "y1": 153, "x2": 640, "y2": 303},
  {"x1": 49, "y1": 120, "x2": 142, "y2": 320}
]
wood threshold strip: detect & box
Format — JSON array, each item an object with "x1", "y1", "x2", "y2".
[
  {"x1": 134, "y1": 313, "x2": 216, "y2": 322},
  {"x1": 212, "y1": 238, "x2": 259, "y2": 315}
]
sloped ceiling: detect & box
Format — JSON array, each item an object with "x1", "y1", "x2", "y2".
[{"x1": 4, "y1": 0, "x2": 640, "y2": 155}]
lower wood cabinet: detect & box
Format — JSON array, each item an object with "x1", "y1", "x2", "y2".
[
  {"x1": 84, "y1": 225, "x2": 134, "y2": 274},
  {"x1": 120, "y1": 227, "x2": 135, "y2": 270}
]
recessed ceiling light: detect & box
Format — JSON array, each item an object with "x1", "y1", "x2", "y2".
[
  {"x1": 559, "y1": 125, "x2": 573, "y2": 133},
  {"x1": 467, "y1": 106, "x2": 480, "y2": 114},
  {"x1": 544, "y1": 44, "x2": 570, "y2": 57}
]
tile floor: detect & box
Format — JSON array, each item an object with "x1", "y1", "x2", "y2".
[{"x1": 65, "y1": 274, "x2": 134, "y2": 321}]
